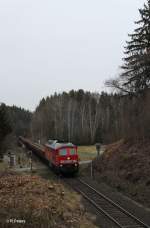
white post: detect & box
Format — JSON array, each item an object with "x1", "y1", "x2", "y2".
[
  {"x1": 91, "y1": 160, "x2": 93, "y2": 179},
  {"x1": 29, "y1": 151, "x2": 32, "y2": 172}
]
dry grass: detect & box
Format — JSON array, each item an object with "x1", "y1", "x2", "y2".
[
  {"x1": 64, "y1": 189, "x2": 97, "y2": 227},
  {"x1": 0, "y1": 172, "x2": 97, "y2": 228},
  {"x1": 0, "y1": 162, "x2": 8, "y2": 171},
  {"x1": 78, "y1": 146, "x2": 97, "y2": 161}
]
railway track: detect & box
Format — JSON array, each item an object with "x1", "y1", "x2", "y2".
[{"x1": 65, "y1": 178, "x2": 150, "y2": 228}]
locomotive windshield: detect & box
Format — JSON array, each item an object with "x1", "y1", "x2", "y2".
[
  {"x1": 59, "y1": 148, "x2": 67, "y2": 156},
  {"x1": 59, "y1": 148, "x2": 76, "y2": 156},
  {"x1": 69, "y1": 148, "x2": 76, "y2": 155}
]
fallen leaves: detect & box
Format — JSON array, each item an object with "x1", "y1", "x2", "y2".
[{"x1": 0, "y1": 172, "x2": 94, "y2": 228}]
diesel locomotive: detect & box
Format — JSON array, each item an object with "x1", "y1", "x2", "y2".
[{"x1": 19, "y1": 137, "x2": 79, "y2": 174}]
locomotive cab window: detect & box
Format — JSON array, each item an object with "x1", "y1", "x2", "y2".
[
  {"x1": 70, "y1": 148, "x2": 76, "y2": 155},
  {"x1": 59, "y1": 148, "x2": 67, "y2": 156}
]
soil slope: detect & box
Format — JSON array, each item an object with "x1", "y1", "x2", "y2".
[
  {"x1": 93, "y1": 139, "x2": 150, "y2": 208},
  {"x1": 0, "y1": 172, "x2": 96, "y2": 228}
]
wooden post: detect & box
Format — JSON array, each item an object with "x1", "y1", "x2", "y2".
[
  {"x1": 96, "y1": 143, "x2": 101, "y2": 157},
  {"x1": 31, "y1": 158, "x2": 32, "y2": 171}
]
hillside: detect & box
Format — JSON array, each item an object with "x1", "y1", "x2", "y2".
[
  {"x1": 0, "y1": 172, "x2": 96, "y2": 228},
  {"x1": 93, "y1": 139, "x2": 150, "y2": 208},
  {"x1": 7, "y1": 105, "x2": 32, "y2": 136}
]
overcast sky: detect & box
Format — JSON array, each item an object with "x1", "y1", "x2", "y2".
[{"x1": 0, "y1": 0, "x2": 145, "y2": 110}]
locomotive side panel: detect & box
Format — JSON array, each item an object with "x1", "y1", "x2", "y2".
[{"x1": 45, "y1": 146, "x2": 59, "y2": 168}]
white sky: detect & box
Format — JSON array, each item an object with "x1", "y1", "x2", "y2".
[{"x1": 0, "y1": 0, "x2": 145, "y2": 110}]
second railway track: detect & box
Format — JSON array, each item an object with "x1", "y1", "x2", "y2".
[{"x1": 65, "y1": 178, "x2": 150, "y2": 228}]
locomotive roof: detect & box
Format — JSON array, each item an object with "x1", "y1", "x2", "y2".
[{"x1": 45, "y1": 140, "x2": 76, "y2": 150}]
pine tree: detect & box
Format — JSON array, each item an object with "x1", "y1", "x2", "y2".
[
  {"x1": 122, "y1": 0, "x2": 150, "y2": 93},
  {"x1": 106, "y1": 0, "x2": 150, "y2": 94},
  {"x1": 121, "y1": 0, "x2": 150, "y2": 93},
  {"x1": 0, "y1": 104, "x2": 12, "y2": 155}
]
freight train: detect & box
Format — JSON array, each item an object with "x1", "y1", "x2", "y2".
[{"x1": 18, "y1": 137, "x2": 79, "y2": 174}]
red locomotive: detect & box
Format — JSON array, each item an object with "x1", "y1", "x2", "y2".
[{"x1": 19, "y1": 137, "x2": 79, "y2": 174}]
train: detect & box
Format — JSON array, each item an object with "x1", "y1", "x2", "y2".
[{"x1": 18, "y1": 136, "x2": 79, "y2": 175}]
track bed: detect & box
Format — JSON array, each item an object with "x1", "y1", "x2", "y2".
[{"x1": 65, "y1": 178, "x2": 150, "y2": 228}]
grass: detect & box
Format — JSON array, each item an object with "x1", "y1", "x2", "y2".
[
  {"x1": 78, "y1": 146, "x2": 97, "y2": 161},
  {"x1": 65, "y1": 188, "x2": 97, "y2": 228},
  {"x1": 0, "y1": 161, "x2": 8, "y2": 171}
]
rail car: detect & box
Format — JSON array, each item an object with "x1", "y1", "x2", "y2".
[{"x1": 19, "y1": 136, "x2": 79, "y2": 174}]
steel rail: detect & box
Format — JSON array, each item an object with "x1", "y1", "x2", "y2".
[
  {"x1": 78, "y1": 178, "x2": 150, "y2": 228},
  {"x1": 72, "y1": 186, "x2": 123, "y2": 228},
  {"x1": 66, "y1": 178, "x2": 150, "y2": 228}
]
